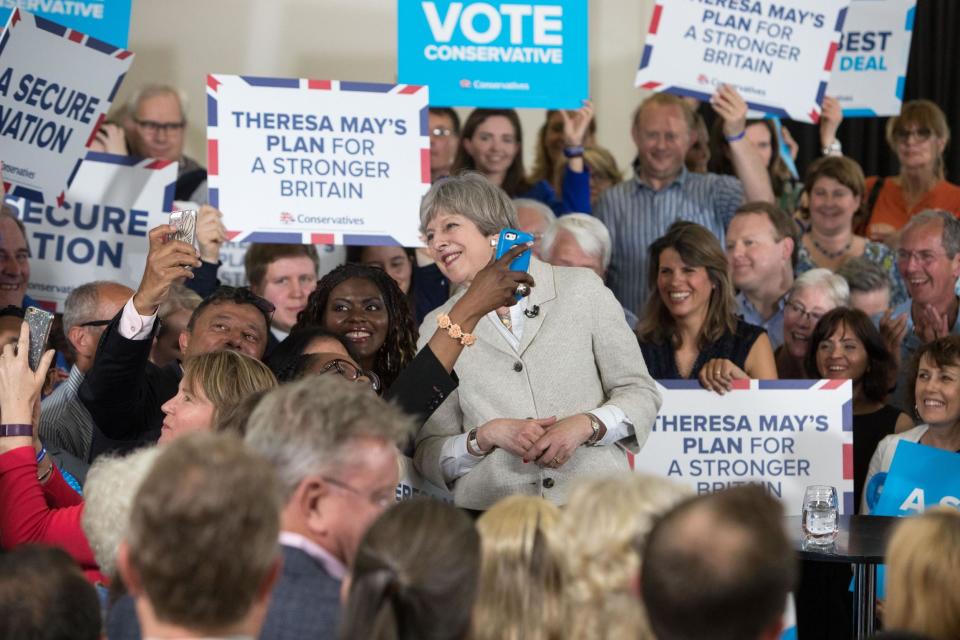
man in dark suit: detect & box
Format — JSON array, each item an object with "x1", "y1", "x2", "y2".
[
  {"x1": 244, "y1": 375, "x2": 414, "y2": 640},
  {"x1": 79, "y1": 223, "x2": 273, "y2": 459}
]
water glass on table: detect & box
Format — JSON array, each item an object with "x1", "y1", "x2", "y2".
[{"x1": 802, "y1": 485, "x2": 839, "y2": 545}]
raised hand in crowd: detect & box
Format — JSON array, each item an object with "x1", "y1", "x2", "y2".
[
  {"x1": 698, "y1": 358, "x2": 749, "y2": 395},
  {"x1": 132, "y1": 224, "x2": 202, "y2": 316},
  {"x1": 558, "y1": 99, "x2": 595, "y2": 173},
  {"x1": 89, "y1": 123, "x2": 127, "y2": 155},
  {"x1": 819, "y1": 96, "x2": 844, "y2": 154},
  {"x1": 0, "y1": 323, "x2": 55, "y2": 454},
  {"x1": 710, "y1": 84, "x2": 775, "y2": 203},
  {"x1": 913, "y1": 303, "x2": 951, "y2": 344},
  {"x1": 196, "y1": 204, "x2": 228, "y2": 263},
  {"x1": 879, "y1": 308, "x2": 908, "y2": 380}
]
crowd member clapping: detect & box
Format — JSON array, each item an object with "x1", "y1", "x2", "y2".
[
  {"x1": 805, "y1": 308, "x2": 913, "y2": 511},
  {"x1": 339, "y1": 498, "x2": 479, "y2": 640},
  {"x1": 637, "y1": 221, "x2": 777, "y2": 392},
  {"x1": 415, "y1": 173, "x2": 661, "y2": 510},
  {"x1": 775, "y1": 268, "x2": 849, "y2": 378},
  {"x1": 293, "y1": 263, "x2": 417, "y2": 392},
  {"x1": 796, "y1": 156, "x2": 907, "y2": 305},
  {"x1": 472, "y1": 496, "x2": 566, "y2": 640},
  {"x1": 863, "y1": 100, "x2": 960, "y2": 244}
]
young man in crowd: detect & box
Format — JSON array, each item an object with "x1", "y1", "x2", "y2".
[
  {"x1": 428, "y1": 107, "x2": 460, "y2": 183},
  {"x1": 244, "y1": 243, "x2": 320, "y2": 349}
]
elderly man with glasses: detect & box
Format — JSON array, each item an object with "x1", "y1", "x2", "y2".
[{"x1": 79, "y1": 223, "x2": 275, "y2": 459}]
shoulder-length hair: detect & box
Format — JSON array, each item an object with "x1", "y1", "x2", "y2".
[
  {"x1": 182, "y1": 350, "x2": 277, "y2": 426},
  {"x1": 637, "y1": 221, "x2": 737, "y2": 349},
  {"x1": 452, "y1": 108, "x2": 533, "y2": 197},
  {"x1": 906, "y1": 334, "x2": 960, "y2": 417},
  {"x1": 803, "y1": 155, "x2": 868, "y2": 231},
  {"x1": 804, "y1": 307, "x2": 895, "y2": 403}
]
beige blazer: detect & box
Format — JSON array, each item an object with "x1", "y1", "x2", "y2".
[{"x1": 414, "y1": 258, "x2": 661, "y2": 509}]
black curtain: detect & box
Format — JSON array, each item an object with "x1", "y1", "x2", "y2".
[{"x1": 785, "y1": 0, "x2": 960, "y2": 183}]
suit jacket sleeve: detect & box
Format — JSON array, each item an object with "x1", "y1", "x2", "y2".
[{"x1": 384, "y1": 345, "x2": 458, "y2": 427}]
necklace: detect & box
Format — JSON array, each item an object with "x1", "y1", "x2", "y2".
[{"x1": 811, "y1": 235, "x2": 852, "y2": 260}]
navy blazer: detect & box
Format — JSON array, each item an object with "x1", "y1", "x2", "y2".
[{"x1": 260, "y1": 544, "x2": 342, "y2": 640}]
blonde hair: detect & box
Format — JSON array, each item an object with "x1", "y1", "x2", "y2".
[
  {"x1": 182, "y1": 350, "x2": 277, "y2": 426},
  {"x1": 472, "y1": 496, "x2": 566, "y2": 640},
  {"x1": 886, "y1": 508, "x2": 960, "y2": 639},
  {"x1": 562, "y1": 474, "x2": 691, "y2": 640}
]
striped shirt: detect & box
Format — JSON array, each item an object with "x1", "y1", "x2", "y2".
[
  {"x1": 595, "y1": 167, "x2": 743, "y2": 315},
  {"x1": 39, "y1": 366, "x2": 95, "y2": 462}
]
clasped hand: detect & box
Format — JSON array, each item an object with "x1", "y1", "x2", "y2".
[{"x1": 477, "y1": 414, "x2": 594, "y2": 469}]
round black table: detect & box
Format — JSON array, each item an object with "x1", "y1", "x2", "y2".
[{"x1": 786, "y1": 515, "x2": 900, "y2": 639}]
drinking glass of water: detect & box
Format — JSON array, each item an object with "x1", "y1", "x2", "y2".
[{"x1": 802, "y1": 485, "x2": 839, "y2": 545}]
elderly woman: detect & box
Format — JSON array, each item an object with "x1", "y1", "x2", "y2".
[
  {"x1": 413, "y1": 173, "x2": 661, "y2": 510},
  {"x1": 863, "y1": 335, "x2": 960, "y2": 514},
  {"x1": 864, "y1": 100, "x2": 960, "y2": 244},
  {"x1": 796, "y1": 156, "x2": 907, "y2": 305},
  {"x1": 637, "y1": 221, "x2": 778, "y2": 393},
  {"x1": 775, "y1": 268, "x2": 849, "y2": 378}
]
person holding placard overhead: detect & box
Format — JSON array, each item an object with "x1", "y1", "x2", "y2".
[{"x1": 636, "y1": 221, "x2": 778, "y2": 394}]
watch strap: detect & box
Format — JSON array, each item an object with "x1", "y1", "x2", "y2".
[{"x1": 0, "y1": 424, "x2": 33, "y2": 437}]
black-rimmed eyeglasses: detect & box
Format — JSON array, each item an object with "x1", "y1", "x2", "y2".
[{"x1": 318, "y1": 358, "x2": 381, "y2": 393}]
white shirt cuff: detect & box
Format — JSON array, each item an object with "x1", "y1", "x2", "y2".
[
  {"x1": 439, "y1": 432, "x2": 485, "y2": 484},
  {"x1": 590, "y1": 405, "x2": 634, "y2": 445},
  {"x1": 119, "y1": 297, "x2": 158, "y2": 341}
]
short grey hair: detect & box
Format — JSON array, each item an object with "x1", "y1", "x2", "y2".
[
  {"x1": 512, "y1": 198, "x2": 556, "y2": 229},
  {"x1": 244, "y1": 375, "x2": 414, "y2": 500},
  {"x1": 81, "y1": 446, "x2": 161, "y2": 578},
  {"x1": 541, "y1": 214, "x2": 612, "y2": 270},
  {"x1": 835, "y1": 257, "x2": 891, "y2": 295},
  {"x1": 62, "y1": 281, "x2": 113, "y2": 334},
  {"x1": 419, "y1": 172, "x2": 518, "y2": 236},
  {"x1": 127, "y1": 84, "x2": 188, "y2": 121},
  {"x1": 789, "y1": 268, "x2": 850, "y2": 307},
  {"x1": 902, "y1": 209, "x2": 960, "y2": 258},
  {"x1": 158, "y1": 283, "x2": 202, "y2": 323}
]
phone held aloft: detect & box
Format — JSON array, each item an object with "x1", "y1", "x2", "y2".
[
  {"x1": 169, "y1": 209, "x2": 198, "y2": 270},
  {"x1": 24, "y1": 306, "x2": 53, "y2": 372}
]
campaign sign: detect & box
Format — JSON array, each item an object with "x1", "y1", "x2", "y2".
[
  {"x1": 206, "y1": 74, "x2": 430, "y2": 248},
  {"x1": 634, "y1": 0, "x2": 850, "y2": 123},
  {"x1": 215, "y1": 241, "x2": 346, "y2": 287},
  {"x1": 397, "y1": 456, "x2": 453, "y2": 503},
  {"x1": 871, "y1": 440, "x2": 960, "y2": 516},
  {"x1": 0, "y1": 0, "x2": 132, "y2": 48},
  {"x1": 397, "y1": 0, "x2": 588, "y2": 108},
  {"x1": 632, "y1": 380, "x2": 854, "y2": 516},
  {"x1": 828, "y1": 0, "x2": 915, "y2": 117},
  {"x1": 0, "y1": 9, "x2": 133, "y2": 205},
  {"x1": 4, "y1": 152, "x2": 176, "y2": 310}
]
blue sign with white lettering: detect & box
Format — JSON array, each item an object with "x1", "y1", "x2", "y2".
[
  {"x1": 0, "y1": 0, "x2": 131, "y2": 48},
  {"x1": 397, "y1": 0, "x2": 588, "y2": 108},
  {"x1": 872, "y1": 440, "x2": 960, "y2": 516}
]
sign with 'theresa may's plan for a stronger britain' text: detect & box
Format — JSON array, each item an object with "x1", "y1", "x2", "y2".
[{"x1": 398, "y1": 1, "x2": 588, "y2": 108}]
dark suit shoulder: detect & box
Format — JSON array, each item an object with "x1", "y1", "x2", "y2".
[{"x1": 260, "y1": 546, "x2": 341, "y2": 640}]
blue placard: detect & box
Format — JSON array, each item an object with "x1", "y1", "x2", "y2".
[
  {"x1": 0, "y1": 0, "x2": 131, "y2": 48},
  {"x1": 871, "y1": 440, "x2": 960, "y2": 516},
  {"x1": 397, "y1": 0, "x2": 588, "y2": 109}
]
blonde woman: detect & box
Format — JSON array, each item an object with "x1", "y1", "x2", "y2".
[
  {"x1": 472, "y1": 496, "x2": 566, "y2": 640},
  {"x1": 885, "y1": 508, "x2": 960, "y2": 640},
  {"x1": 562, "y1": 474, "x2": 690, "y2": 640}
]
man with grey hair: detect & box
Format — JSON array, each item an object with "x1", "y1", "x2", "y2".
[
  {"x1": 836, "y1": 257, "x2": 892, "y2": 318},
  {"x1": 245, "y1": 375, "x2": 414, "y2": 640},
  {"x1": 884, "y1": 209, "x2": 960, "y2": 410},
  {"x1": 40, "y1": 281, "x2": 132, "y2": 463},
  {"x1": 513, "y1": 198, "x2": 556, "y2": 255}
]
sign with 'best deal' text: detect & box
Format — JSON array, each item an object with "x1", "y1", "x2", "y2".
[
  {"x1": 635, "y1": 0, "x2": 850, "y2": 123},
  {"x1": 632, "y1": 380, "x2": 854, "y2": 516}
]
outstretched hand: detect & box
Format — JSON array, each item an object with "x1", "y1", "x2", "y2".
[
  {"x1": 457, "y1": 242, "x2": 536, "y2": 320},
  {"x1": 0, "y1": 323, "x2": 55, "y2": 426},
  {"x1": 133, "y1": 224, "x2": 201, "y2": 315}
]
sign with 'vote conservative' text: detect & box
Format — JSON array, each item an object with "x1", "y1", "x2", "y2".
[
  {"x1": 0, "y1": 8, "x2": 133, "y2": 205},
  {"x1": 398, "y1": 0, "x2": 588, "y2": 109},
  {"x1": 0, "y1": 0, "x2": 132, "y2": 48},
  {"x1": 635, "y1": 0, "x2": 849, "y2": 123},
  {"x1": 632, "y1": 380, "x2": 854, "y2": 516},
  {"x1": 206, "y1": 74, "x2": 430, "y2": 248}
]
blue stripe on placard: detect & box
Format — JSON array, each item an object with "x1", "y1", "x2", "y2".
[
  {"x1": 108, "y1": 72, "x2": 126, "y2": 102},
  {"x1": 758, "y1": 380, "x2": 817, "y2": 390},
  {"x1": 835, "y1": 7, "x2": 848, "y2": 32},
  {"x1": 241, "y1": 76, "x2": 299, "y2": 89},
  {"x1": 419, "y1": 105, "x2": 429, "y2": 137},
  {"x1": 162, "y1": 181, "x2": 176, "y2": 212},
  {"x1": 0, "y1": 27, "x2": 10, "y2": 58},
  {"x1": 843, "y1": 491, "x2": 854, "y2": 515},
  {"x1": 896, "y1": 76, "x2": 906, "y2": 101},
  {"x1": 85, "y1": 36, "x2": 116, "y2": 55},
  {"x1": 65, "y1": 158, "x2": 83, "y2": 188},
  {"x1": 340, "y1": 81, "x2": 393, "y2": 93},
  {"x1": 656, "y1": 380, "x2": 703, "y2": 390},
  {"x1": 842, "y1": 398, "x2": 852, "y2": 432},
  {"x1": 905, "y1": 6, "x2": 915, "y2": 31},
  {"x1": 639, "y1": 44, "x2": 653, "y2": 70},
  {"x1": 10, "y1": 185, "x2": 44, "y2": 203},
  {"x1": 207, "y1": 94, "x2": 218, "y2": 127},
  {"x1": 84, "y1": 151, "x2": 141, "y2": 165},
  {"x1": 243, "y1": 232, "x2": 305, "y2": 244},
  {"x1": 845, "y1": 108, "x2": 878, "y2": 117},
  {"x1": 208, "y1": 187, "x2": 219, "y2": 208},
  {"x1": 816, "y1": 81, "x2": 827, "y2": 105},
  {"x1": 343, "y1": 234, "x2": 401, "y2": 246},
  {"x1": 34, "y1": 15, "x2": 66, "y2": 36}
]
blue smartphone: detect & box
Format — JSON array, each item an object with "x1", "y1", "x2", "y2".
[{"x1": 495, "y1": 228, "x2": 534, "y2": 299}]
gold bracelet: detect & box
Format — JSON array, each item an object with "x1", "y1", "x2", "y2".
[{"x1": 438, "y1": 314, "x2": 476, "y2": 347}]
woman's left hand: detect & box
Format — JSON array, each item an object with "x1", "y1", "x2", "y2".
[
  {"x1": 699, "y1": 358, "x2": 748, "y2": 395},
  {"x1": 523, "y1": 414, "x2": 593, "y2": 468},
  {"x1": 560, "y1": 100, "x2": 595, "y2": 147},
  {"x1": 0, "y1": 323, "x2": 55, "y2": 426}
]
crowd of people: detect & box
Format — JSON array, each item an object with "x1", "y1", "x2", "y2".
[{"x1": 0, "y1": 68, "x2": 959, "y2": 640}]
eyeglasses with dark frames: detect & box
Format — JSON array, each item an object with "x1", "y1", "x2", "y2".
[
  {"x1": 78, "y1": 319, "x2": 112, "y2": 328},
  {"x1": 134, "y1": 119, "x2": 186, "y2": 134},
  {"x1": 318, "y1": 358, "x2": 381, "y2": 392}
]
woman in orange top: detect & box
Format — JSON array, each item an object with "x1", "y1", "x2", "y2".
[{"x1": 864, "y1": 100, "x2": 960, "y2": 244}]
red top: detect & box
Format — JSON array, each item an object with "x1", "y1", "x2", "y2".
[
  {"x1": 865, "y1": 176, "x2": 960, "y2": 233},
  {"x1": 0, "y1": 446, "x2": 105, "y2": 584}
]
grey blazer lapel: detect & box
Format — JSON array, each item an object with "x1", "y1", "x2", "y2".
[{"x1": 518, "y1": 258, "x2": 557, "y2": 357}]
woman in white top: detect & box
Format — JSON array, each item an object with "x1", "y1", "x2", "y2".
[{"x1": 862, "y1": 335, "x2": 960, "y2": 513}]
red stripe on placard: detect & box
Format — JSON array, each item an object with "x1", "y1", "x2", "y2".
[
  {"x1": 85, "y1": 113, "x2": 106, "y2": 147},
  {"x1": 10, "y1": 8, "x2": 20, "y2": 26},
  {"x1": 824, "y1": 41, "x2": 838, "y2": 71},
  {"x1": 649, "y1": 4, "x2": 663, "y2": 34},
  {"x1": 308, "y1": 79, "x2": 332, "y2": 90},
  {"x1": 843, "y1": 443, "x2": 853, "y2": 480},
  {"x1": 626, "y1": 451, "x2": 635, "y2": 471},
  {"x1": 116, "y1": 50, "x2": 132, "y2": 60},
  {"x1": 641, "y1": 81, "x2": 661, "y2": 90},
  {"x1": 56, "y1": 191, "x2": 65, "y2": 207},
  {"x1": 421, "y1": 148, "x2": 431, "y2": 184},
  {"x1": 206, "y1": 75, "x2": 221, "y2": 92},
  {"x1": 820, "y1": 379, "x2": 846, "y2": 390},
  {"x1": 311, "y1": 233, "x2": 335, "y2": 245},
  {"x1": 67, "y1": 29, "x2": 83, "y2": 43},
  {"x1": 207, "y1": 139, "x2": 219, "y2": 176},
  {"x1": 809, "y1": 109, "x2": 821, "y2": 124},
  {"x1": 144, "y1": 160, "x2": 173, "y2": 170},
  {"x1": 730, "y1": 379, "x2": 750, "y2": 390},
  {"x1": 2, "y1": 182, "x2": 10, "y2": 194},
  {"x1": 226, "y1": 230, "x2": 241, "y2": 241},
  {"x1": 399, "y1": 85, "x2": 423, "y2": 94}
]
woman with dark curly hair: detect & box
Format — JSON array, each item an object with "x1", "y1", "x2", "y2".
[{"x1": 294, "y1": 263, "x2": 417, "y2": 392}]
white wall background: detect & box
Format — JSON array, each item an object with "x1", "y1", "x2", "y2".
[{"x1": 120, "y1": 0, "x2": 656, "y2": 177}]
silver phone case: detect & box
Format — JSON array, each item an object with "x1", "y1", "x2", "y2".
[{"x1": 24, "y1": 306, "x2": 53, "y2": 371}]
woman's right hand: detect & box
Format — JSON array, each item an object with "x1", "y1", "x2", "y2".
[
  {"x1": 455, "y1": 243, "x2": 536, "y2": 321},
  {"x1": 476, "y1": 416, "x2": 557, "y2": 458}
]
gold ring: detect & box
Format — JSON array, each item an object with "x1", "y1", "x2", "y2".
[{"x1": 553, "y1": 457, "x2": 561, "y2": 465}]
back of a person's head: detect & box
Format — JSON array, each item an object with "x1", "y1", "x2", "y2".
[
  {"x1": 0, "y1": 545, "x2": 101, "y2": 640},
  {"x1": 886, "y1": 508, "x2": 960, "y2": 640},
  {"x1": 121, "y1": 432, "x2": 281, "y2": 633},
  {"x1": 641, "y1": 485, "x2": 795, "y2": 640},
  {"x1": 563, "y1": 474, "x2": 691, "y2": 640},
  {"x1": 472, "y1": 496, "x2": 565, "y2": 640},
  {"x1": 339, "y1": 498, "x2": 479, "y2": 640}
]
